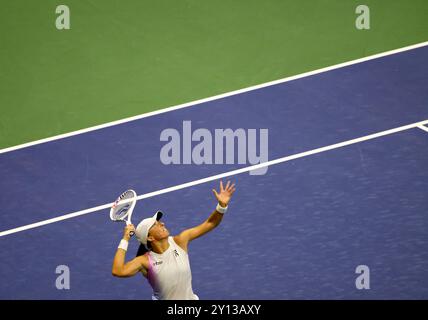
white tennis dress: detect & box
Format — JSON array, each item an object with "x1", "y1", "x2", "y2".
[{"x1": 145, "y1": 236, "x2": 199, "y2": 300}]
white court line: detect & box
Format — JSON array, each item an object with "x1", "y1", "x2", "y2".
[
  {"x1": 0, "y1": 41, "x2": 427, "y2": 155},
  {"x1": 1, "y1": 119, "x2": 427, "y2": 238},
  {"x1": 417, "y1": 125, "x2": 428, "y2": 133}
]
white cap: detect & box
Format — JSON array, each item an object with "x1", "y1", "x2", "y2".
[{"x1": 135, "y1": 211, "x2": 163, "y2": 248}]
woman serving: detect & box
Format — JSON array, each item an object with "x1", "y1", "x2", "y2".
[{"x1": 112, "y1": 180, "x2": 236, "y2": 300}]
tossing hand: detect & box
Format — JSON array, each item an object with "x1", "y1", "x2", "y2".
[{"x1": 212, "y1": 180, "x2": 236, "y2": 207}]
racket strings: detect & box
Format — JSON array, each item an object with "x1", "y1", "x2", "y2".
[
  {"x1": 111, "y1": 190, "x2": 136, "y2": 221},
  {"x1": 113, "y1": 203, "x2": 131, "y2": 219}
]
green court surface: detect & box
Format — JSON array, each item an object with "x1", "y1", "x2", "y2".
[{"x1": 0, "y1": 0, "x2": 427, "y2": 149}]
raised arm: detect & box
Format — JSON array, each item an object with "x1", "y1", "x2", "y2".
[
  {"x1": 174, "y1": 180, "x2": 236, "y2": 251},
  {"x1": 112, "y1": 224, "x2": 148, "y2": 277}
]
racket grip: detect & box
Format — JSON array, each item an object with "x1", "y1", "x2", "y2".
[{"x1": 125, "y1": 221, "x2": 134, "y2": 237}]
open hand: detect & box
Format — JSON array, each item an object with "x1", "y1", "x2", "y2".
[{"x1": 212, "y1": 180, "x2": 236, "y2": 207}]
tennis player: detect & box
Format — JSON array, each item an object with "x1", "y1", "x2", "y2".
[{"x1": 112, "y1": 180, "x2": 236, "y2": 300}]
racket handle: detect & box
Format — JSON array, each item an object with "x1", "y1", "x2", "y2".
[{"x1": 125, "y1": 221, "x2": 134, "y2": 237}]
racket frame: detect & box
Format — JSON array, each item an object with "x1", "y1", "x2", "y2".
[{"x1": 110, "y1": 189, "x2": 137, "y2": 237}]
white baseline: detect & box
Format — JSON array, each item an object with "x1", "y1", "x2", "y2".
[
  {"x1": 1, "y1": 119, "x2": 427, "y2": 237},
  {"x1": 0, "y1": 41, "x2": 427, "y2": 155},
  {"x1": 417, "y1": 125, "x2": 428, "y2": 133}
]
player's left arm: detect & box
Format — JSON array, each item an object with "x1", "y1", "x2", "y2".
[{"x1": 174, "y1": 180, "x2": 236, "y2": 251}]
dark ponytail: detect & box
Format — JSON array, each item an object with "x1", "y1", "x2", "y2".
[{"x1": 136, "y1": 242, "x2": 151, "y2": 257}]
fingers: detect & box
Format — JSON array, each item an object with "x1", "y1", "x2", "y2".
[
  {"x1": 212, "y1": 189, "x2": 219, "y2": 200},
  {"x1": 229, "y1": 184, "x2": 236, "y2": 194},
  {"x1": 218, "y1": 180, "x2": 236, "y2": 194},
  {"x1": 123, "y1": 224, "x2": 135, "y2": 239},
  {"x1": 226, "y1": 181, "x2": 235, "y2": 192},
  {"x1": 219, "y1": 180, "x2": 236, "y2": 192},
  {"x1": 126, "y1": 224, "x2": 135, "y2": 232},
  {"x1": 225, "y1": 181, "x2": 230, "y2": 190}
]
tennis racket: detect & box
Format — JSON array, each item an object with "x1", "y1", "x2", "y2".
[{"x1": 110, "y1": 189, "x2": 137, "y2": 237}]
